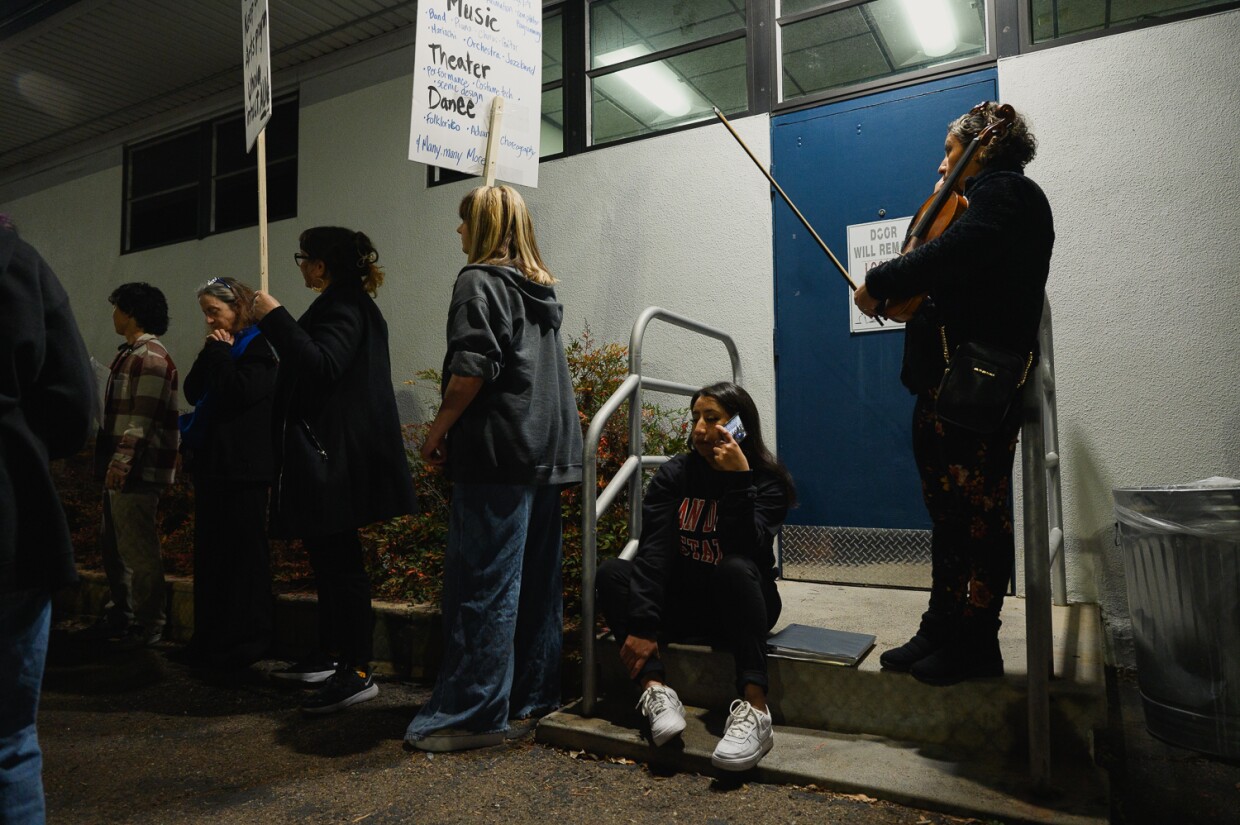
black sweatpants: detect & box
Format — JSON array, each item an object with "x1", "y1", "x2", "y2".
[
  {"x1": 303, "y1": 529, "x2": 373, "y2": 671},
  {"x1": 596, "y1": 555, "x2": 781, "y2": 695}
]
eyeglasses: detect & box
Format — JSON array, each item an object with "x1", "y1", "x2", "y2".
[{"x1": 294, "y1": 253, "x2": 311, "y2": 265}]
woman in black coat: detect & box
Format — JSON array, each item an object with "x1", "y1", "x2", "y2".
[
  {"x1": 179, "y1": 276, "x2": 278, "y2": 669},
  {"x1": 253, "y1": 227, "x2": 417, "y2": 714},
  {"x1": 854, "y1": 102, "x2": 1053, "y2": 686}
]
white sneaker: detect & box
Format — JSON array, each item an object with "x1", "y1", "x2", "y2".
[
  {"x1": 711, "y1": 699, "x2": 773, "y2": 771},
  {"x1": 636, "y1": 683, "x2": 686, "y2": 746}
]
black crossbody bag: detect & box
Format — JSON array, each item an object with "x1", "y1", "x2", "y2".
[{"x1": 935, "y1": 328, "x2": 1033, "y2": 434}]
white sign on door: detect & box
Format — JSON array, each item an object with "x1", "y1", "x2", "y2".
[
  {"x1": 408, "y1": 0, "x2": 543, "y2": 187},
  {"x1": 242, "y1": 0, "x2": 272, "y2": 152},
  {"x1": 847, "y1": 216, "x2": 912, "y2": 334}
]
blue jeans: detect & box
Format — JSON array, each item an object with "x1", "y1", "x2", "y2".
[
  {"x1": 405, "y1": 483, "x2": 563, "y2": 740},
  {"x1": 0, "y1": 589, "x2": 51, "y2": 825}
]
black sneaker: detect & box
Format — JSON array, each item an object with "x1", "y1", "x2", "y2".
[
  {"x1": 300, "y1": 669, "x2": 378, "y2": 715},
  {"x1": 271, "y1": 657, "x2": 339, "y2": 684},
  {"x1": 108, "y1": 624, "x2": 163, "y2": 651},
  {"x1": 75, "y1": 614, "x2": 128, "y2": 642}
]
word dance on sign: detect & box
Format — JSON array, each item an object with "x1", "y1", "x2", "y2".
[{"x1": 408, "y1": 0, "x2": 542, "y2": 187}]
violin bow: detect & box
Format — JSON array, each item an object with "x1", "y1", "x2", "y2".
[{"x1": 713, "y1": 107, "x2": 862, "y2": 296}]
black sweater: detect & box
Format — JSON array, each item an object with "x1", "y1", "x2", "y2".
[
  {"x1": 625, "y1": 452, "x2": 789, "y2": 637},
  {"x1": 865, "y1": 168, "x2": 1054, "y2": 366},
  {"x1": 182, "y1": 334, "x2": 277, "y2": 483}
]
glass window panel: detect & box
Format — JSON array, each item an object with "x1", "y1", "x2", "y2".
[
  {"x1": 544, "y1": 12, "x2": 564, "y2": 84},
  {"x1": 781, "y1": 0, "x2": 987, "y2": 102},
  {"x1": 267, "y1": 159, "x2": 297, "y2": 221},
  {"x1": 129, "y1": 131, "x2": 199, "y2": 197},
  {"x1": 1030, "y1": 0, "x2": 1229, "y2": 43},
  {"x1": 592, "y1": 38, "x2": 746, "y2": 145},
  {"x1": 215, "y1": 99, "x2": 299, "y2": 177},
  {"x1": 129, "y1": 189, "x2": 199, "y2": 250},
  {"x1": 213, "y1": 161, "x2": 297, "y2": 233},
  {"x1": 780, "y1": 0, "x2": 830, "y2": 16},
  {"x1": 214, "y1": 117, "x2": 250, "y2": 176},
  {"x1": 213, "y1": 168, "x2": 258, "y2": 233},
  {"x1": 591, "y1": 0, "x2": 745, "y2": 68},
  {"x1": 266, "y1": 99, "x2": 300, "y2": 159},
  {"x1": 541, "y1": 87, "x2": 564, "y2": 157}
]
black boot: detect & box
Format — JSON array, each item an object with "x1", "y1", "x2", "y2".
[
  {"x1": 879, "y1": 610, "x2": 955, "y2": 672},
  {"x1": 910, "y1": 618, "x2": 1003, "y2": 686}
]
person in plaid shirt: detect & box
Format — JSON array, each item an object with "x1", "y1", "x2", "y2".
[{"x1": 86, "y1": 282, "x2": 180, "y2": 648}]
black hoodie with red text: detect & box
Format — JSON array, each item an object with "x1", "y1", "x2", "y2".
[{"x1": 624, "y1": 451, "x2": 788, "y2": 637}]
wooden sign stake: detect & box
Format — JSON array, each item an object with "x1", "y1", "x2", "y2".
[
  {"x1": 483, "y1": 96, "x2": 504, "y2": 187},
  {"x1": 257, "y1": 127, "x2": 269, "y2": 292}
]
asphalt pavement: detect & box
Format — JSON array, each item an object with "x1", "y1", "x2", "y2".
[{"x1": 39, "y1": 626, "x2": 974, "y2": 825}]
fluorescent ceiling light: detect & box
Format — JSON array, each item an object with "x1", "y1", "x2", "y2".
[
  {"x1": 900, "y1": 0, "x2": 958, "y2": 58},
  {"x1": 596, "y1": 44, "x2": 693, "y2": 117}
]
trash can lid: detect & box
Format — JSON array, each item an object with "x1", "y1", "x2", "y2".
[{"x1": 1114, "y1": 479, "x2": 1240, "y2": 537}]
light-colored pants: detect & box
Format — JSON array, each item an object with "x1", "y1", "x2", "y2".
[{"x1": 100, "y1": 487, "x2": 167, "y2": 631}]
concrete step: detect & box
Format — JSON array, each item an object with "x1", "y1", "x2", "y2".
[
  {"x1": 544, "y1": 580, "x2": 1109, "y2": 824},
  {"x1": 595, "y1": 581, "x2": 1106, "y2": 758},
  {"x1": 536, "y1": 698, "x2": 1110, "y2": 825}
]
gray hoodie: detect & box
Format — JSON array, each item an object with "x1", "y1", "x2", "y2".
[{"x1": 442, "y1": 264, "x2": 583, "y2": 486}]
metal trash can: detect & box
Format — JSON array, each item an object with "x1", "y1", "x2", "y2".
[{"x1": 1114, "y1": 479, "x2": 1240, "y2": 758}]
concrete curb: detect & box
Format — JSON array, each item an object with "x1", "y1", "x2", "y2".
[
  {"x1": 53, "y1": 570, "x2": 443, "y2": 678},
  {"x1": 537, "y1": 698, "x2": 1110, "y2": 825}
]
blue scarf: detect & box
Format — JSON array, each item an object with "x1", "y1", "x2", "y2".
[{"x1": 178, "y1": 327, "x2": 261, "y2": 450}]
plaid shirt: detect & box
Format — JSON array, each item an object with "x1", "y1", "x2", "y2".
[{"x1": 98, "y1": 333, "x2": 179, "y2": 486}]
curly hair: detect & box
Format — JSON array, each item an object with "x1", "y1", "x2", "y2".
[
  {"x1": 109, "y1": 282, "x2": 170, "y2": 336},
  {"x1": 948, "y1": 102, "x2": 1038, "y2": 170},
  {"x1": 299, "y1": 226, "x2": 385, "y2": 296}
]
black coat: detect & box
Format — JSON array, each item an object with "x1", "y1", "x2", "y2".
[
  {"x1": 865, "y1": 167, "x2": 1054, "y2": 390},
  {"x1": 0, "y1": 228, "x2": 94, "y2": 593},
  {"x1": 259, "y1": 282, "x2": 417, "y2": 538},
  {"x1": 182, "y1": 333, "x2": 278, "y2": 483}
]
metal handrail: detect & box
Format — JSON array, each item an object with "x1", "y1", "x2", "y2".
[
  {"x1": 1020, "y1": 294, "x2": 1065, "y2": 790},
  {"x1": 580, "y1": 307, "x2": 742, "y2": 716}
]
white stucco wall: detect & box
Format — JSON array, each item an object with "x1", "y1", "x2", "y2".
[
  {"x1": 999, "y1": 8, "x2": 1240, "y2": 663},
  {"x1": 5, "y1": 8, "x2": 1237, "y2": 666}
]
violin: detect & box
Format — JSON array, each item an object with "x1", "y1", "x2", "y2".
[{"x1": 878, "y1": 103, "x2": 1016, "y2": 323}]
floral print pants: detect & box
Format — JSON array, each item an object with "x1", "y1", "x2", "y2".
[{"x1": 912, "y1": 387, "x2": 1022, "y2": 624}]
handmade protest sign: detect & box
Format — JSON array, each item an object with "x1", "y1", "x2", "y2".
[
  {"x1": 408, "y1": 0, "x2": 542, "y2": 187},
  {"x1": 242, "y1": 0, "x2": 272, "y2": 287},
  {"x1": 242, "y1": 0, "x2": 272, "y2": 151}
]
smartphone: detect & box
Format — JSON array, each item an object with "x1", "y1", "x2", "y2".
[{"x1": 723, "y1": 413, "x2": 747, "y2": 443}]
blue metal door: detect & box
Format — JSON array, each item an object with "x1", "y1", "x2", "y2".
[{"x1": 773, "y1": 70, "x2": 997, "y2": 580}]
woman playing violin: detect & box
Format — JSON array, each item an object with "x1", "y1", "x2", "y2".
[{"x1": 854, "y1": 102, "x2": 1054, "y2": 685}]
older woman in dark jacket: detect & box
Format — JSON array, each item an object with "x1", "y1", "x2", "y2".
[
  {"x1": 179, "y1": 277, "x2": 277, "y2": 669},
  {"x1": 854, "y1": 102, "x2": 1054, "y2": 686},
  {"x1": 254, "y1": 226, "x2": 417, "y2": 714}
]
